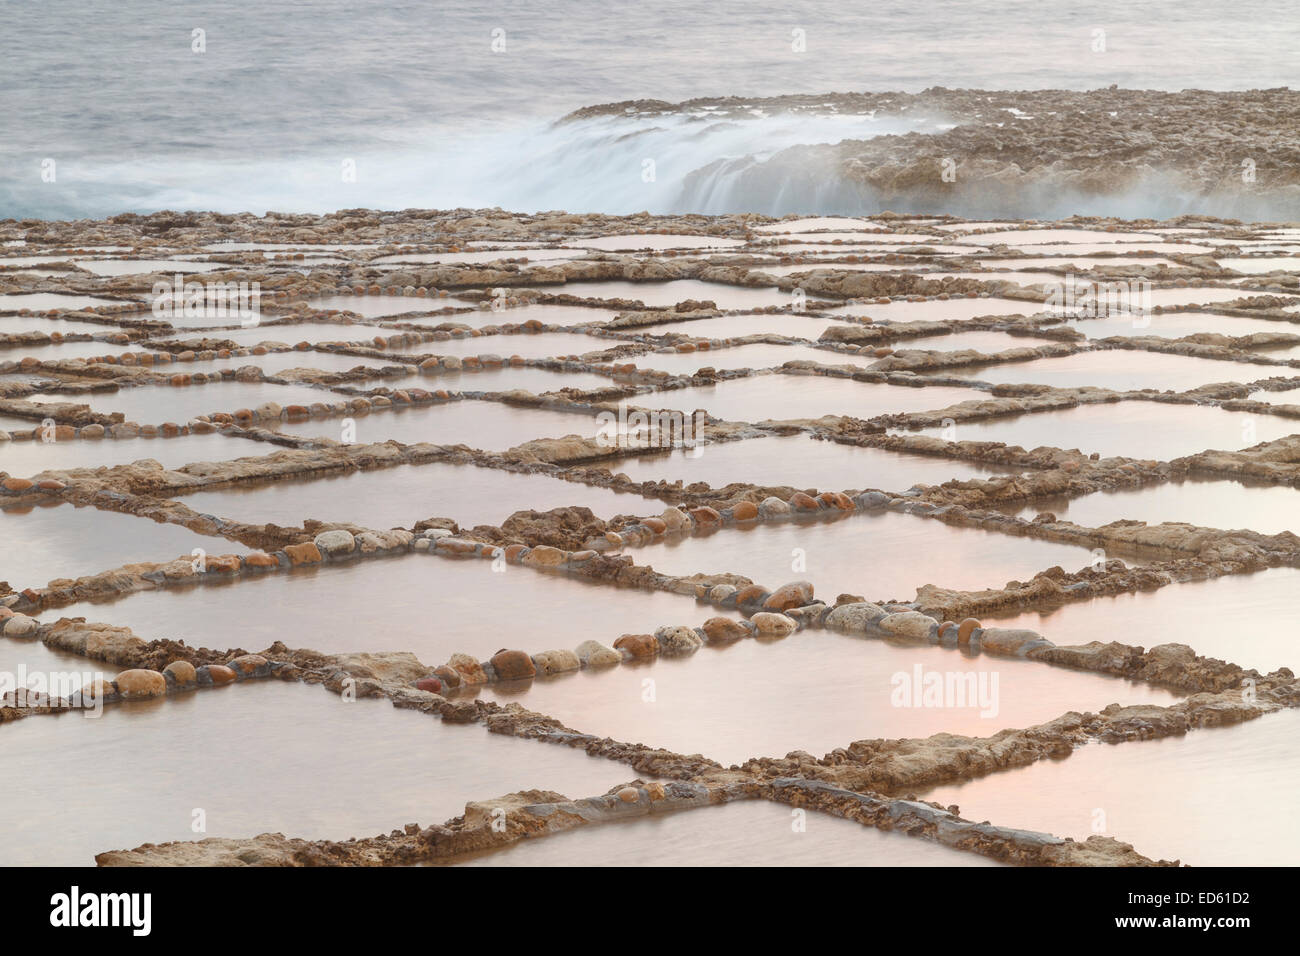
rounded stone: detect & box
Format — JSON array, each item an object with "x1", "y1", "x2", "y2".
[
  {"x1": 313, "y1": 529, "x2": 356, "y2": 555},
  {"x1": 616, "y1": 787, "x2": 641, "y2": 803},
  {"x1": 789, "y1": 492, "x2": 819, "y2": 512},
  {"x1": 762, "y1": 581, "x2": 815, "y2": 612},
  {"x1": 227, "y1": 654, "x2": 270, "y2": 678},
  {"x1": 2, "y1": 613, "x2": 38, "y2": 638},
  {"x1": 751, "y1": 612, "x2": 798, "y2": 637},
  {"x1": 432, "y1": 666, "x2": 461, "y2": 689},
  {"x1": 958, "y1": 618, "x2": 981, "y2": 644},
  {"x1": 731, "y1": 500, "x2": 759, "y2": 521},
  {"x1": 414, "y1": 676, "x2": 443, "y2": 693},
  {"x1": 162, "y1": 661, "x2": 197, "y2": 686},
  {"x1": 531, "y1": 649, "x2": 580, "y2": 676},
  {"x1": 653, "y1": 625, "x2": 703, "y2": 655},
  {"x1": 701, "y1": 616, "x2": 751, "y2": 643},
  {"x1": 613, "y1": 633, "x2": 659, "y2": 659},
  {"x1": 758, "y1": 496, "x2": 791, "y2": 517},
  {"x1": 490, "y1": 649, "x2": 536, "y2": 681},
  {"x1": 283, "y1": 542, "x2": 323, "y2": 565},
  {"x1": 659, "y1": 507, "x2": 692, "y2": 532},
  {"x1": 574, "y1": 639, "x2": 621, "y2": 668},
  {"x1": 646, "y1": 782, "x2": 667, "y2": 802},
  {"x1": 688, "y1": 506, "x2": 722, "y2": 528},
  {"x1": 114, "y1": 669, "x2": 168, "y2": 699},
  {"x1": 204, "y1": 664, "x2": 238, "y2": 686}
]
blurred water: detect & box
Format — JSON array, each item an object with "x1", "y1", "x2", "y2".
[{"x1": 2, "y1": 0, "x2": 1296, "y2": 217}]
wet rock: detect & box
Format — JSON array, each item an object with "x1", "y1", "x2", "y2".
[
  {"x1": 659, "y1": 507, "x2": 692, "y2": 532},
  {"x1": 825, "y1": 601, "x2": 887, "y2": 633},
  {"x1": 2, "y1": 613, "x2": 38, "y2": 638},
  {"x1": 202, "y1": 664, "x2": 238, "y2": 686},
  {"x1": 574, "y1": 640, "x2": 621, "y2": 668},
  {"x1": 414, "y1": 676, "x2": 443, "y2": 693},
  {"x1": 758, "y1": 496, "x2": 791, "y2": 517},
  {"x1": 731, "y1": 500, "x2": 759, "y2": 521},
  {"x1": 979, "y1": 627, "x2": 1052, "y2": 657},
  {"x1": 283, "y1": 542, "x2": 322, "y2": 566},
  {"x1": 115, "y1": 669, "x2": 167, "y2": 699},
  {"x1": 817, "y1": 491, "x2": 854, "y2": 510},
  {"x1": 162, "y1": 661, "x2": 197, "y2": 687},
  {"x1": 751, "y1": 612, "x2": 798, "y2": 637},
  {"x1": 490, "y1": 649, "x2": 536, "y2": 681},
  {"x1": 789, "y1": 491, "x2": 819, "y2": 512},
  {"x1": 733, "y1": 584, "x2": 770, "y2": 610},
  {"x1": 313, "y1": 530, "x2": 356, "y2": 555},
  {"x1": 432, "y1": 666, "x2": 461, "y2": 689},
  {"x1": 762, "y1": 580, "x2": 815, "y2": 611},
  {"x1": 616, "y1": 787, "x2": 641, "y2": 803},
  {"x1": 655, "y1": 625, "x2": 703, "y2": 654},
  {"x1": 708, "y1": 584, "x2": 738, "y2": 604},
  {"x1": 244, "y1": 551, "x2": 279, "y2": 569},
  {"x1": 957, "y1": 618, "x2": 981, "y2": 644},
  {"x1": 702, "y1": 616, "x2": 751, "y2": 643},
  {"x1": 521, "y1": 545, "x2": 567, "y2": 568},
  {"x1": 689, "y1": 506, "x2": 722, "y2": 528},
  {"x1": 447, "y1": 653, "x2": 487, "y2": 685},
  {"x1": 614, "y1": 633, "x2": 659, "y2": 659},
  {"x1": 532, "y1": 649, "x2": 580, "y2": 676},
  {"x1": 227, "y1": 654, "x2": 271, "y2": 678},
  {"x1": 877, "y1": 611, "x2": 938, "y2": 642}
]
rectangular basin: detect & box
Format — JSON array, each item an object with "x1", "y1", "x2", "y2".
[
  {"x1": 925, "y1": 349, "x2": 1272, "y2": 391},
  {"x1": 0, "y1": 501, "x2": 240, "y2": 590},
  {"x1": 646, "y1": 375, "x2": 983, "y2": 422},
  {"x1": 0, "y1": 430, "x2": 270, "y2": 477},
  {"x1": 826, "y1": 297, "x2": 1039, "y2": 323},
  {"x1": 33, "y1": 552, "x2": 742, "y2": 663},
  {"x1": 918, "y1": 709, "x2": 1300, "y2": 866},
  {"x1": 988, "y1": 477, "x2": 1300, "y2": 539},
  {"x1": 893, "y1": 401, "x2": 1299, "y2": 461},
  {"x1": 473, "y1": 626, "x2": 1178, "y2": 765},
  {"x1": 629, "y1": 313, "x2": 856, "y2": 339},
  {"x1": 627, "y1": 508, "x2": 1123, "y2": 604},
  {"x1": 561, "y1": 280, "x2": 792, "y2": 311},
  {"x1": 0, "y1": 681, "x2": 630, "y2": 866},
  {"x1": 445, "y1": 798, "x2": 997, "y2": 867},
  {"x1": 982, "y1": 567, "x2": 1300, "y2": 674},
  {"x1": 268, "y1": 400, "x2": 607, "y2": 451},
  {"x1": 176, "y1": 459, "x2": 660, "y2": 529},
  {"x1": 25, "y1": 382, "x2": 341, "y2": 424},
  {"x1": 609, "y1": 434, "x2": 1019, "y2": 490}
]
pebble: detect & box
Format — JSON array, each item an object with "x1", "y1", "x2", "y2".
[
  {"x1": 958, "y1": 618, "x2": 982, "y2": 644},
  {"x1": 613, "y1": 633, "x2": 659, "y2": 659},
  {"x1": 490, "y1": 649, "x2": 536, "y2": 681},
  {"x1": 162, "y1": 661, "x2": 197, "y2": 686},
  {"x1": 654, "y1": 625, "x2": 703, "y2": 654},
  {"x1": 314, "y1": 530, "x2": 356, "y2": 555},
  {"x1": 531, "y1": 649, "x2": 580, "y2": 676},
  {"x1": 701, "y1": 616, "x2": 751, "y2": 643},
  {"x1": 762, "y1": 581, "x2": 814, "y2": 612},
  {"x1": 751, "y1": 612, "x2": 798, "y2": 637},
  {"x1": 114, "y1": 669, "x2": 168, "y2": 699},
  {"x1": 2, "y1": 613, "x2": 38, "y2": 638},
  {"x1": 574, "y1": 639, "x2": 621, "y2": 667},
  {"x1": 414, "y1": 676, "x2": 444, "y2": 693}
]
